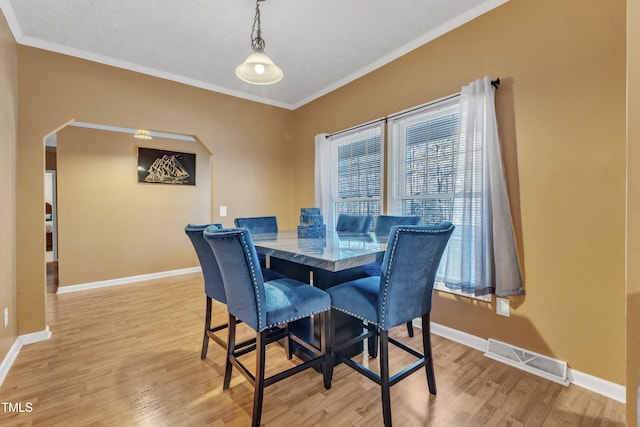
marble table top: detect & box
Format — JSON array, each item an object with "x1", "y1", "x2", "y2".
[{"x1": 252, "y1": 230, "x2": 388, "y2": 272}]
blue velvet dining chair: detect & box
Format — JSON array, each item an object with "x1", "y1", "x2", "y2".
[
  {"x1": 203, "y1": 226, "x2": 332, "y2": 427},
  {"x1": 234, "y1": 216, "x2": 278, "y2": 233},
  {"x1": 364, "y1": 215, "x2": 421, "y2": 338},
  {"x1": 374, "y1": 215, "x2": 421, "y2": 236},
  {"x1": 185, "y1": 224, "x2": 285, "y2": 360},
  {"x1": 326, "y1": 222, "x2": 454, "y2": 427},
  {"x1": 335, "y1": 214, "x2": 373, "y2": 233},
  {"x1": 234, "y1": 216, "x2": 278, "y2": 268}
]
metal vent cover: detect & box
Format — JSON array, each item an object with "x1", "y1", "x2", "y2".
[{"x1": 485, "y1": 338, "x2": 569, "y2": 385}]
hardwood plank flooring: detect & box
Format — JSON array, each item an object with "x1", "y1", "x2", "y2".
[{"x1": 0, "y1": 273, "x2": 625, "y2": 426}]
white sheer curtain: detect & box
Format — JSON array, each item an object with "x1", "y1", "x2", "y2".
[
  {"x1": 442, "y1": 76, "x2": 523, "y2": 296},
  {"x1": 314, "y1": 133, "x2": 335, "y2": 228}
]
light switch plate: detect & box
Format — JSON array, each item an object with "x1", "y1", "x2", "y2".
[{"x1": 220, "y1": 206, "x2": 227, "y2": 217}]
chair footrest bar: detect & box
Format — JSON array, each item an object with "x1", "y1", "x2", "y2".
[
  {"x1": 337, "y1": 354, "x2": 382, "y2": 384},
  {"x1": 388, "y1": 336, "x2": 424, "y2": 359},
  {"x1": 264, "y1": 355, "x2": 325, "y2": 387},
  {"x1": 332, "y1": 330, "x2": 373, "y2": 354},
  {"x1": 290, "y1": 334, "x2": 322, "y2": 356},
  {"x1": 232, "y1": 328, "x2": 288, "y2": 357},
  {"x1": 389, "y1": 358, "x2": 426, "y2": 387}
]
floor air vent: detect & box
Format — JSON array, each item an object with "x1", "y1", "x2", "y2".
[{"x1": 484, "y1": 338, "x2": 569, "y2": 385}]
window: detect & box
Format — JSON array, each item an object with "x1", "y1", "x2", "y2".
[
  {"x1": 388, "y1": 96, "x2": 487, "y2": 298},
  {"x1": 328, "y1": 123, "x2": 384, "y2": 231},
  {"x1": 317, "y1": 78, "x2": 522, "y2": 298},
  {"x1": 388, "y1": 98, "x2": 459, "y2": 224}
]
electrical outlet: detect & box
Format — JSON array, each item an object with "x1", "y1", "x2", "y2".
[
  {"x1": 496, "y1": 298, "x2": 510, "y2": 317},
  {"x1": 220, "y1": 206, "x2": 227, "y2": 217},
  {"x1": 3, "y1": 308, "x2": 8, "y2": 328}
]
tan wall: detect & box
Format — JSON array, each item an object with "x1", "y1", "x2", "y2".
[
  {"x1": 293, "y1": 0, "x2": 627, "y2": 384},
  {"x1": 628, "y1": 0, "x2": 640, "y2": 423},
  {"x1": 56, "y1": 127, "x2": 211, "y2": 287},
  {"x1": 16, "y1": 46, "x2": 296, "y2": 335},
  {"x1": 0, "y1": 12, "x2": 17, "y2": 358}
]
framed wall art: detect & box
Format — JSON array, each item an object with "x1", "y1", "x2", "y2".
[{"x1": 137, "y1": 147, "x2": 196, "y2": 185}]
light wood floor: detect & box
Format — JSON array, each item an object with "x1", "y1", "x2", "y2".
[{"x1": 0, "y1": 273, "x2": 624, "y2": 426}]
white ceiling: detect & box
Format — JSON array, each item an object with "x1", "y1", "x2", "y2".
[{"x1": 0, "y1": 0, "x2": 507, "y2": 110}]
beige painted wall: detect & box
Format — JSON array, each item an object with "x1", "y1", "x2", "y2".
[
  {"x1": 293, "y1": 0, "x2": 627, "y2": 385},
  {"x1": 16, "y1": 46, "x2": 296, "y2": 335},
  {"x1": 627, "y1": 0, "x2": 639, "y2": 424},
  {"x1": 56, "y1": 127, "x2": 211, "y2": 287},
  {"x1": 0, "y1": 12, "x2": 17, "y2": 358}
]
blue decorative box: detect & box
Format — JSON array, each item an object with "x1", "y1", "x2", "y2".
[{"x1": 297, "y1": 208, "x2": 326, "y2": 238}]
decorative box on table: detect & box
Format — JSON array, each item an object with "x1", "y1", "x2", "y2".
[{"x1": 297, "y1": 207, "x2": 326, "y2": 238}]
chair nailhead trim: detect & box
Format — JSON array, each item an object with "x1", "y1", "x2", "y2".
[
  {"x1": 214, "y1": 228, "x2": 264, "y2": 331},
  {"x1": 380, "y1": 225, "x2": 455, "y2": 330},
  {"x1": 265, "y1": 307, "x2": 330, "y2": 330},
  {"x1": 239, "y1": 231, "x2": 264, "y2": 331}
]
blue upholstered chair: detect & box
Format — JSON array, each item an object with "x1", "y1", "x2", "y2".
[
  {"x1": 335, "y1": 214, "x2": 373, "y2": 233},
  {"x1": 374, "y1": 215, "x2": 421, "y2": 236},
  {"x1": 203, "y1": 227, "x2": 332, "y2": 427},
  {"x1": 185, "y1": 223, "x2": 227, "y2": 358},
  {"x1": 364, "y1": 215, "x2": 421, "y2": 337},
  {"x1": 234, "y1": 216, "x2": 278, "y2": 268},
  {"x1": 326, "y1": 223, "x2": 454, "y2": 427},
  {"x1": 185, "y1": 224, "x2": 285, "y2": 359},
  {"x1": 234, "y1": 216, "x2": 278, "y2": 233}
]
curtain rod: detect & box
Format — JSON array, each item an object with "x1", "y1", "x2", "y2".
[
  {"x1": 327, "y1": 77, "x2": 500, "y2": 139},
  {"x1": 327, "y1": 117, "x2": 386, "y2": 139}
]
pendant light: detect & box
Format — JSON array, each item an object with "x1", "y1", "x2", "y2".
[
  {"x1": 134, "y1": 130, "x2": 152, "y2": 140},
  {"x1": 235, "y1": 0, "x2": 283, "y2": 85}
]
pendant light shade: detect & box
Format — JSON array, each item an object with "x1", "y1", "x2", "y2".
[
  {"x1": 236, "y1": 51, "x2": 283, "y2": 85},
  {"x1": 236, "y1": 0, "x2": 283, "y2": 85}
]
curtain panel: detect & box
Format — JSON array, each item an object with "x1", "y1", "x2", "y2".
[
  {"x1": 441, "y1": 76, "x2": 524, "y2": 296},
  {"x1": 314, "y1": 133, "x2": 334, "y2": 228}
]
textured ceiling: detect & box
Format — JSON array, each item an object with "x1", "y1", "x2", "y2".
[{"x1": 0, "y1": 0, "x2": 507, "y2": 109}]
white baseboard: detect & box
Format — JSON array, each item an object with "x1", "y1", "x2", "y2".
[
  {"x1": 0, "y1": 338, "x2": 22, "y2": 386},
  {"x1": 569, "y1": 369, "x2": 626, "y2": 404},
  {"x1": 414, "y1": 319, "x2": 626, "y2": 404},
  {"x1": 0, "y1": 326, "x2": 52, "y2": 387},
  {"x1": 56, "y1": 267, "x2": 200, "y2": 294}
]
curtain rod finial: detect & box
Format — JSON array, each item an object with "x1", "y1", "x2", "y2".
[{"x1": 491, "y1": 78, "x2": 500, "y2": 89}]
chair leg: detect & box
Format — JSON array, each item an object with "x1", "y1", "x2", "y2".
[
  {"x1": 321, "y1": 311, "x2": 332, "y2": 389},
  {"x1": 223, "y1": 313, "x2": 236, "y2": 390},
  {"x1": 252, "y1": 330, "x2": 267, "y2": 427},
  {"x1": 367, "y1": 322, "x2": 379, "y2": 358},
  {"x1": 406, "y1": 320, "x2": 414, "y2": 337},
  {"x1": 201, "y1": 297, "x2": 213, "y2": 358},
  {"x1": 283, "y1": 324, "x2": 293, "y2": 360},
  {"x1": 379, "y1": 329, "x2": 392, "y2": 427},
  {"x1": 421, "y1": 314, "x2": 436, "y2": 395}
]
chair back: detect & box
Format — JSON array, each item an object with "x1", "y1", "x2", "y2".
[
  {"x1": 185, "y1": 224, "x2": 225, "y2": 303},
  {"x1": 234, "y1": 216, "x2": 278, "y2": 234},
  {"x1": 335, "y1": 214, "x2": 373, "y2": 233},
  {"x1": 374, "y1": 215, "x2": 421, "y2": 236},
  {"x1": 378, "y1": 222, "x2": 454, "y2": 330},
  {"x1": 203, "y1": 227, "x2": 266, "y2": 332}
]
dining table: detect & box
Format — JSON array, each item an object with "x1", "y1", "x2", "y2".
[{"x1": 252, "y1": 229, "x2": 389, "y2": 360}]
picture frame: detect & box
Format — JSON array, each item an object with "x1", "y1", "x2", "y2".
[{"x1": 137, "y1": 147, "x2": 196, "y2": 185}]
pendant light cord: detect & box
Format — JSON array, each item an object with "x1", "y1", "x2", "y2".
[{"x1": 251, "y1": 0, "x2": 266, "y2": 52}]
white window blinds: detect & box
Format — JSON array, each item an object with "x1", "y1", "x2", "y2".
[
  {"x1": 329, "y1": 122, "x2": 384, "y2": 230},
  {"x1": 388, "y1": 96, "x2": 460, "y2": 224}
]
